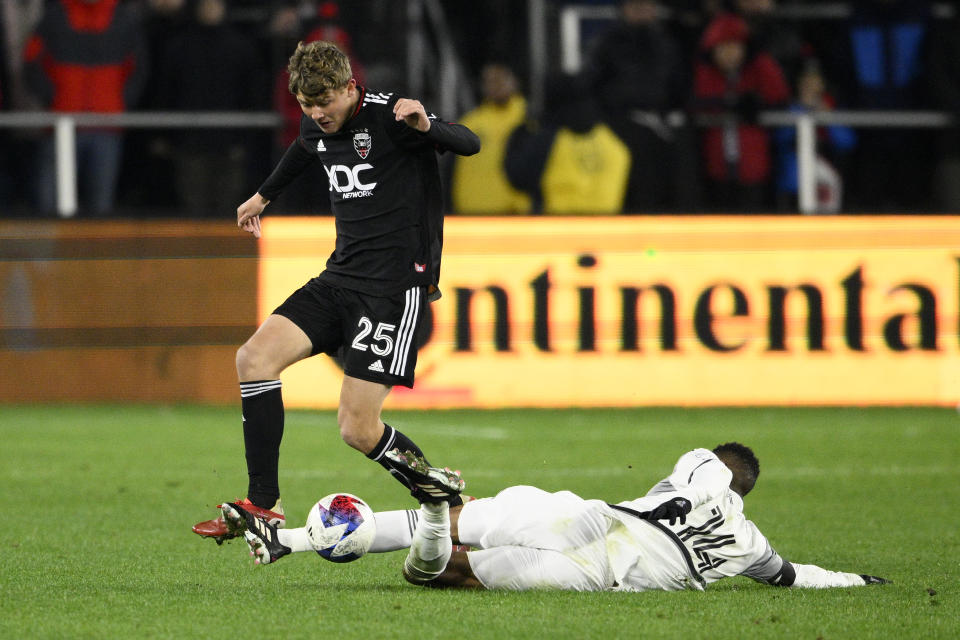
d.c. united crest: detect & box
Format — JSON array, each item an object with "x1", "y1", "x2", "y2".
[{"x1": 353, "y1": 131, "x2": 372, "y2": 159}]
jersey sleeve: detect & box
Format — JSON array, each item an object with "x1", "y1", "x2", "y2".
[
  {"x1": 384, "y1": 95, "x2": 480, "y2": 156},
  {"x1": 420, "y1": 119, "x2": 481, "y2": 156},
  {"x1": 787, "y1": 563, "x2": 870, "y2": 588},
  {"x1": 737, "y1": 519, "x2": 794, "y2": 585},
  {"x1": 750, "y1": 559, "x2": 867, "y2": 588},
  {"x1": 660, "y1": 448, "x2": 734, "y2": 509},
  {"x1": 623, "y1": 449, "x2": 733, "y2": 515},
  {"x1": 739, "y1": 520, "x2": 868, "y2": 588},
  {"x1": 257, "y1": 136, "x2": 315, "y2": 202}
]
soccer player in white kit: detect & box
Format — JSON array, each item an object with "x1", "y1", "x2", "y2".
[{"x1": 229, "y1": 442, "x2": 890, "y2": 591}]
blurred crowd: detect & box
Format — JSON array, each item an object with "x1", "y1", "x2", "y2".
[{"x1": 0, "y1": 0, "x2": 955, "y2": 217}]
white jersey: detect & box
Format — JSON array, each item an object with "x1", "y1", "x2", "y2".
[
  {"x1": 458, "y1": 449, "x2": 869, "y2": 592},
  {"x1": 607, "y1": 448, "x2": 788, "y2": 590}
]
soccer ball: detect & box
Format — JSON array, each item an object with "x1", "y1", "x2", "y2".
[{"x1": 306, "y1": 493, "x2": 377, "y2": 563}]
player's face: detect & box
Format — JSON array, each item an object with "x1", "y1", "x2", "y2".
[{"x1": 297, "y1": 80, "x2": 358, "y2": 133}]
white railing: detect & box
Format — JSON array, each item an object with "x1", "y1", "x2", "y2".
[
  {"x1": 0, "y1": 109, "x2": 951, "y2": 216},
  {"x1": 631, "y1": 109, "x2": 952, "y2": 214},
  {"x1": 0, "y1": 111, "x2": 281, "y2": 218},
  {"x1": 756, "y1": 110, "x2": 951, "y2": 214}
]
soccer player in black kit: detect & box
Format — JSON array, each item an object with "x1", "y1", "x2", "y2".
[{"x1": 193, "y1": 40, "x2": 480, "y2": 543}]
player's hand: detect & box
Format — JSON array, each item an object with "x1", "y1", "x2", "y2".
[
  {"x1": 647, "y1": 497, "x2": 692, "y2": 526},
  {"x1": 237, "y1": 193, "x2": 269, "y2": 239},
  {"x1": 859, "y1": 574, "x2": 891, "y2": 585},
  {"x1": 393, "y1": 98, "x2": 431, "y2": 132}
]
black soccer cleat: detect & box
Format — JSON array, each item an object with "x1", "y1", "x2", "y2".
[
  {"x1": 385, "y1": 448, "x2": 465, "y2": 503},
  {"x1": 860, "y1": 574, "x2": 892, "y2": 585},
  {"x1": 221, "y1": 502, "x2": 292, "y2": 565}
]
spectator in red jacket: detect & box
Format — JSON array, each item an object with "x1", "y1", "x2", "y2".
[
  {"x1": 270, "y1": 2, "x2": 367, "y2": 150},
  {"x1": 23, "y1": 0, "x2": 147, "y2": 215},
  {"x1": 264, "y1": 0, "x2": 366, "y2": 213},
  {"x1": 693, "y1": 13, "x2": 789, "y2": 211}
]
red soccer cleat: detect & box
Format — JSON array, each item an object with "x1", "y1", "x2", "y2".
[{"x1": 192, "y1": 499, "x2": 285, "y2": 545}]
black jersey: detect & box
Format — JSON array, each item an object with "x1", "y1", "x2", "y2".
[{"x1": 258, "y1": 87, "x2": 480, "y2": 298}]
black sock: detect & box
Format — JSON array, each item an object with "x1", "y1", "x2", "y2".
[
  {"x1": 240, "y1": 380, "x2": 284, "y2": 509},
  {"x1": 366, "y1": 423, "x2": 463, "y2": 507}
]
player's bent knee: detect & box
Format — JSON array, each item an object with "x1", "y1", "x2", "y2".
[
  {"x1": 339, "y1": 425, "x2": 367, "y2": 452},
  {"x1": 235, "y1": 344, "x2": 251, "y2": 375},
  {"x1": 236, "y1": 340, "x2": 280, "y2": 380},
  {"x1": 339, "y1": 425, "x2": 379, "y2": 454},
  {"x1": 236, "y1": 343, "x2": 262, "y2": 379},
  {"x1": 337, "y1": 409, "x2": 379, "y2": 453}
]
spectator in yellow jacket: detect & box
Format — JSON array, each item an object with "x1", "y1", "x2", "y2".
[
  {"x1": 504, "y1": 74, "x2": 631, "y2": 215},
  {"x1": 452, "y1": 64, "x2": 532, "y2": 214}
]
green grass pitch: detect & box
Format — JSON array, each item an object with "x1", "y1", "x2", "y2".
[{"x1": 1, "y1": 405, "x2": 957, "y2": 639}]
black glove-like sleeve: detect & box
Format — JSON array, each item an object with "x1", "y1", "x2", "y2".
[
  {"x1": 421, "y1": 120, "x2": 481, "y2": 156},
  {"x1": 647, "y1": 497, "x2": 692, "y2": 526}
]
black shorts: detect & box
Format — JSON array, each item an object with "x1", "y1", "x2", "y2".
[{"x1": 272, "y1": 279, "x2": 426, "y2": 388}]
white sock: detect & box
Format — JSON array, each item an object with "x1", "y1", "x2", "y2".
[
  {"x1": 277, "y1": 527, "x2": 314, "y2": 553},
  {"x1": 276, "y1": 509, "x2": 421, "y2": 554},
  {"x1": 405, "y1": 502, "x2": 452, "y2": 580},
  {"x1": 370, "y1": 509, "x2": 420, "y2": 553}
]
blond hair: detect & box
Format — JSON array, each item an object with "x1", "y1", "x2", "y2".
[{"x1": 287, "y1": 41, "x2": 353, "y2": 99}]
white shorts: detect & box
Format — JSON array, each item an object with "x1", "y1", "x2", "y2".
[{"x1": 457, "y1": 486, "x2": 616, "y2": 591}]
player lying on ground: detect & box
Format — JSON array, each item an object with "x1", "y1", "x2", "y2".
[{"x1": 224, "y1": 442, "x2": 890, "y2": 591}]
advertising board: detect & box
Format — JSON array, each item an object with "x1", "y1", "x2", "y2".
[{"x1": 259, "y1": 217, "x2": 960, "y2": 407}]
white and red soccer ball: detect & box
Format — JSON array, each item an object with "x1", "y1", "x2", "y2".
[{"x1": 305, "y1": 493, "x2": 376, "y2": 563}]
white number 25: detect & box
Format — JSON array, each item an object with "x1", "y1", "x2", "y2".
[{"x1": 351, "y1": 317, "x2": 396, "y2": 356}]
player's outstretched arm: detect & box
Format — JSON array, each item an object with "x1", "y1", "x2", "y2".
[
  {"x1": 765, "y1": 561, "x2": 891, "y2": 588},
  {"x1": 791, "y1": 563, "x2": 891, "y2": 588}
]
